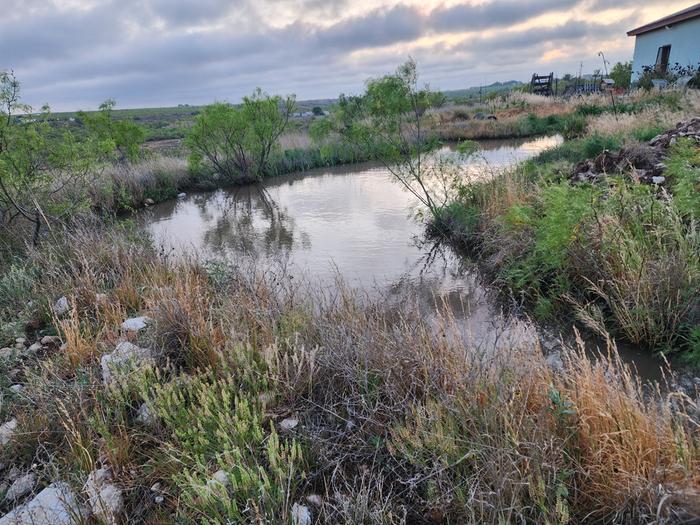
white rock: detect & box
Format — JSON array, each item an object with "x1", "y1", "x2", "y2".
[
  {"x1": 40, "y1": 336, "x2": 61, "y2": 346},
  {"x1": 150, "y1": 483, "x2": 162, "y2": 493},
  {"x1": 52, "y1": 297, "x2": 69, "y2": 316},
  {"x1": 652, "y1": 176, "x2": 666, "y2": 184},
  {"x1": 305, "y1": 494, "x2": 323, "y2": 506},
  {"x1": 14, "y1": 339, "x2": 25, "y2": 345},
  {"x1": 27, "y1": 343, "x2": 42, "y2": 353},
  {"x1": 135, "y1": 403, "x2": 157, "y2": 427},
  {"x1": 177, "y1": 192, "x2": 187, "y2": 198},
  {"x1": 0, "y1": 420, "x2": 18, "y2": 446},
  {"x1": 0, "y1": 482, "x2": 84, "y2": 525},
  {"x1": 101, "y1": 342, "x2": 154, "y2": 384},
  {"x1": 144, "y1": 198, "x2": 155, "y2": 206},
  {"x1": 0, "y1": 348, "x2": 13, "y2": 360},
  {"x1": 84, "y1": 468, "x2": 123, "y2": 525},
  {"x1": 206, "y1": 470, "x2": 230, "y2": 491},
  {"x1": 121, "y1": 316, "x2": 151, "y2": 332},
  {"x1": 279, "y1": 418, "x2": 299, "y2": 431},
  {"x1": 5, "y1": 473, "x2": 36, "y2": 501},
  {"x1": 154, "y1": 495, "x2": 164, "y2": 504},
  {"x1": 291, "y1": 503, "x2": 312, "y2": 525},
  {"x1": 9, "y1": 385, "x2": 23, "y2": 394}
]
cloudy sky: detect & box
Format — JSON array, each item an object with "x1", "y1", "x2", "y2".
[{"x1": 1, "y1": 0, "x2": 693, "y2": 111}]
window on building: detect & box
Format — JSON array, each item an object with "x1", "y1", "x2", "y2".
[{"x1": 655, "y1": 45, "x2": 671, "y2": 74}]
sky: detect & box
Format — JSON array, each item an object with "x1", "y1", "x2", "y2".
[{"x1": 1, "y1": 0, "x2": 694, "y2": 111}]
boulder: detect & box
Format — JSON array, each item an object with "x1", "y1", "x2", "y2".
[
  {"x1": 101, "y1": 342, "x2": 154, "y2": 384},
  {"x1": 121, "y1": 316, "x2": 151, "y2": 332},
  {"x1": 177, "y1": 192, "x2": 186, "y2": 198},
  {"x1": 26, "y1": 343, "x2": 42, "y2": 353},
  {"x1": 0, "y1": 483, "x2": 84, "y2": 525},
  {"x1": 0, "y1": 420, "x2": 18, "y2": 446},
  {"x1": 144, "y1": 198, "x2": 155, "y2": 206},
  {"x1": 83, "y1": 468, "x2": 123, "y2": 525},
  {"x1": 52, "y1": 297, "x2": 69, "y2": 317},
  {"x1": 5, "y1": 473, "x2": 36, "y2": 501}
]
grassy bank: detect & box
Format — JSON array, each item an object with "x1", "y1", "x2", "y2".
[
  {"x1": 0, "y1": 221, "x2": 697, "y2": 523},
  {"x1": 432, "y1": 89, "x2": 700, "y2": 360}
]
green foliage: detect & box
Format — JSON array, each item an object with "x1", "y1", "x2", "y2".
[
  {"x1": 610, "y1": 62, "x2": 632, "y2": 90},
  {"x1": 186, "y1": 89, "x2": 296, "y2": 182},
  {"x1": 78, "y1": 99, "x2": 146, "y2": 162},
  {"x1": 535, "y1": 134, "x2": 622, "y2": 164},
  {"x1": 516, "y1": 113, "x2": 588, "y2": 140},
  {"x1": 1, "y1": 73, "x2": 109, "y2": 244},
  {"x1": 324, "y1": 59, "x2": 446, "y2": 216},
  {"x1": 666, "y1": 138, "x2": 700, "y2": 218},
  {"x1": 145, "y1": 365, "x2": 306, "y2": 523}
]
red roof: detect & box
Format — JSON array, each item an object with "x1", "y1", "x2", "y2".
[{"x1": 627, "y1": 3, "x2": 700, "y2": 36}]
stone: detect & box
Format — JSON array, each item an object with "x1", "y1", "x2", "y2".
[
  {"x1": 14, "y1": 339, "x2": 25, "y2": 345},
  {"x1": 101, "y1": 342, "x2": 154, "y2": 384},
  {"x1": 305, "y1": 494, "x2": 323, "y2": 506},
  {"x1": 7, "y1": 468, "x2": 20, "y2": 481},
  {"x1": 40, "y1": 336, "x2": 61, "y2": 346},
  {"x1": 0, "y1": 420, "x2": 18, "y2": 446},
  {"x1": 121, "y1": 316, "x2": 151, "y2": 332},
  {"x1": 291, "y1": 503, "x2": 312, "y2": 525},
  {"x1": 135, "y1": 403, "x2": 157, "y2": 427},
  {"x1": 0, "y1": 348, "x2": 13, "y2": 360},
  {"x1": 0, "y1": 482, "x2": 84, "y2": 525},
  {"x1": 177, "y1": 192, "x2": 187, "y2": 198},
  {"x1": 651, "y1": 176, "x2": 666, "y2": 184},
  {"x1": 5, "y1": 473, "x2": 36, "y2": 501},
  {"x1": 207, "y1": 470, "x2": 230, "y2": 490},
  {"x1": 144, "y1": 198, "x2": 155, "y2": 206},
  {"x1": 279, "y1": 418, "x2": 299, "y2": 431},
  {"x1": 52, "y1": 297, "x2": 69, "y2": 316},
  {"x1": 84, "y1": 468, "x2": 123, "y2": 525},
  {"x1": 27, "y1": 343, "x2": 42, "y2": 353},
  {"x1": 150, "y1": 482, "x2": 162, "y2": 493},
  {"x1": 154, "y1": 495, "x2": 164, "y2": 504},
  {"x1": 9, "y1": 385, "x2": 23, "y2": 394}
]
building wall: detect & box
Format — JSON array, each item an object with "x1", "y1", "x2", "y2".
[{"x1": 631, "y1": 17, "x2": 700, "y2": 81}]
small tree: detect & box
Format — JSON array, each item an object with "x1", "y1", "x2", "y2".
[
  {"x1": 186, "y1": 89, "x2": 295, "y2": 181},
  {"x1": 0, "y1": 72, "x2": 107, "y2": 245},
  {"x1": 610, "y1": 61, "x2": 632, "y2": 89},
  {"x1": 78, "y1": 99, "x2": 146, "y2": 163},
  {"x1": 321, "y1": 59, "x2": 448, "y2": 218}
]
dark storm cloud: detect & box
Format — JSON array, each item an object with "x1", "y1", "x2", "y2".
[{"x1": 1, "y1": 0, "x2": 665, "y2": 110}]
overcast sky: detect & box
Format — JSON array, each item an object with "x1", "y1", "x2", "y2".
[{"x1": 1, "y1": 0, "x2": 693, "y2": 111}]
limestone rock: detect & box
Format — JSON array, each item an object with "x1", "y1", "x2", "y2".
[
  {"x1": 291, "y1": 503, "x2": 312, "y2": 525},
  {"x1": 121, "y1": 316, "x2": 152, "y2": 332},
  {"x1": 84, "y1": 468, "x2": 123, "y2": 525},
  {"x1": 5, "y1": 473, "x2": 36, "y2": 501},
  {"x1": 101, "y1": 342, "x2": 154, "y2": 384},
  {"x1": 305, "y1": 494, "x2": 323, "y2": 507},
  {"x1": 27, "y1": 343, "x2": 42, "y2": 353},
  {"x1": 177, "y1": 192, "x2": 187, "y2": 198},
  {"x1": 135, "y1": 403, "x2": 157, "y2": 427},
  {"x1": 0, "y1": 349, "x2": 13, "y2": 360},
  {"x1": 40, "y1": 336, "x2": 61, "y2": 346},
  {"x1": 144, "y1": 198, "x2": 155, "y2": 206},
  {"x1": 52, "y1": 297, "x2": 69, "y2": 316},
  {"x1": 279, "y1": 418, "x2": 299, "y2": 431},
  {"x1": 0, "y1": 483, "x2": 83, "y2": 525},
  {"x1": 0, "y1": 420, "x2": 18, "y2": 446}
]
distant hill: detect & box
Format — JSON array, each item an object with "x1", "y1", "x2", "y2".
[{"x1": 443, "y1": 80, "x2": 524, "y2": 101}]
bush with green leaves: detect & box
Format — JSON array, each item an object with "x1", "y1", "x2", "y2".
[{"x1": 186, "y1": 89, "x2": 296, "y2": 182}]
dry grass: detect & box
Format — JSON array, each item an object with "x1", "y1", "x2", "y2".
[{"x1": 0, "y1": 221, "x2": 696, "y2": 523}]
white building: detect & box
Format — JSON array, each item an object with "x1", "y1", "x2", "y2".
[{"x1": 627, "y1": 3, "x2": 700, "y2": 82}]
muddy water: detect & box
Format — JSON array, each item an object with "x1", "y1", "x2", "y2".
[{"x1": 140, "y1": 135, "x2": 665, "y2": 381}]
